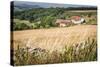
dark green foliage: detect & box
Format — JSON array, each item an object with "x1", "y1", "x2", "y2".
[
  {"x1": 40, "y1": 16, "x2": 56, "y2": 28},
  {"x1": 13, "y1": 8, "x2": 97, "y2": 30},
  {"x1": 13, "y1": 8, "x2": 65, "y2": 30},
  {"x1": 13, "y1": 22, "x2": 31, "y2": 30}
]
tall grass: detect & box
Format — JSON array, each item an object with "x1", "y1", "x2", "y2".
[{"x1": 12, "y1": 38, "x2": 97, "y2": 66}]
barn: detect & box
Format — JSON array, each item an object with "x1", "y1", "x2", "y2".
[
  {"x1": 55, "y1": 19, "x2": 72, "y2": 27},
  {"x1": 55, "y1": 16, "x2": 85, "y2": 27},
  {"x1": 71, "y1": 16, "x2": 85, "y2": 24}
]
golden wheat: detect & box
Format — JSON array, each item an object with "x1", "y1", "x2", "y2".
[{"x1": 12, "y1": 25, "x2": 97, "y2": 52}]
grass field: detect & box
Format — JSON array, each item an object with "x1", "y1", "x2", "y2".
[
  {"x1": 11, "y1": 25, "x2": 97, "y2": 65},
  {"x1": 12, "y1": 25, "x2": 96, "y2": 51}
]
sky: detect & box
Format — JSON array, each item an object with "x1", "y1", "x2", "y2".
[{"x1": 14, "y1": 1, "x2": 96, "y2": 8}]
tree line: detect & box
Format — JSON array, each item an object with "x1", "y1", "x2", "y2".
[{"x1": 12, "y1": 7, "x2": 97, "y2": 31}]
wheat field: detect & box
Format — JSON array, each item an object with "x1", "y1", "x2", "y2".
[{"x1": 12, "y1": 25, "x2": 97, "y2": 52}]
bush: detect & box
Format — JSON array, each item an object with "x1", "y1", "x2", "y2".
[
  {"x1": 13, "y1": 22, "x2": 31, "y2": 30},
  {"x1": 31, "y1": 23, "x2": 39, "y2": 29}
]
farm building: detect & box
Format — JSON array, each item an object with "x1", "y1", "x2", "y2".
[
  {"x1": 55, "y1": 16, "x2": 85, "y2": 27},
  {"x1": 71, "y1": 16, "x2": 85, "y2": 24},
  {"x1": 55, "y1": 19, "x2": 72, "y2": 27}
]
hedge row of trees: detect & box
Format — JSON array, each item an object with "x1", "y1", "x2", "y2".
[
  {"x1": 14, "y1": 8, "x2": 66, "y2": 21},
  {"x1": 12, "y1": 7, "x2": 97, "y2": 31},
  {"x1": 12, "y1": 16, "x2": 57, "y2": 30},
  {"x1": 12, "y1": 8, "x2": 67, "y2": 30}
]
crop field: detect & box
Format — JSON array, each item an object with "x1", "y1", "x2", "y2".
[
  {"x1": 11, "y1": 25, "x2": 97, "y2": 65},
  {"x1": 12, "y1": 25, "x2": 96, "y2": 51}
]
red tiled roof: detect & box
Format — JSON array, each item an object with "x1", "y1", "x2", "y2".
[
  {"x1": 56, "y1": 19, "x2": 71, "y2": 24},
  {"x1": 71, "y1": 16, "x2": 81, "y2": 21}
]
